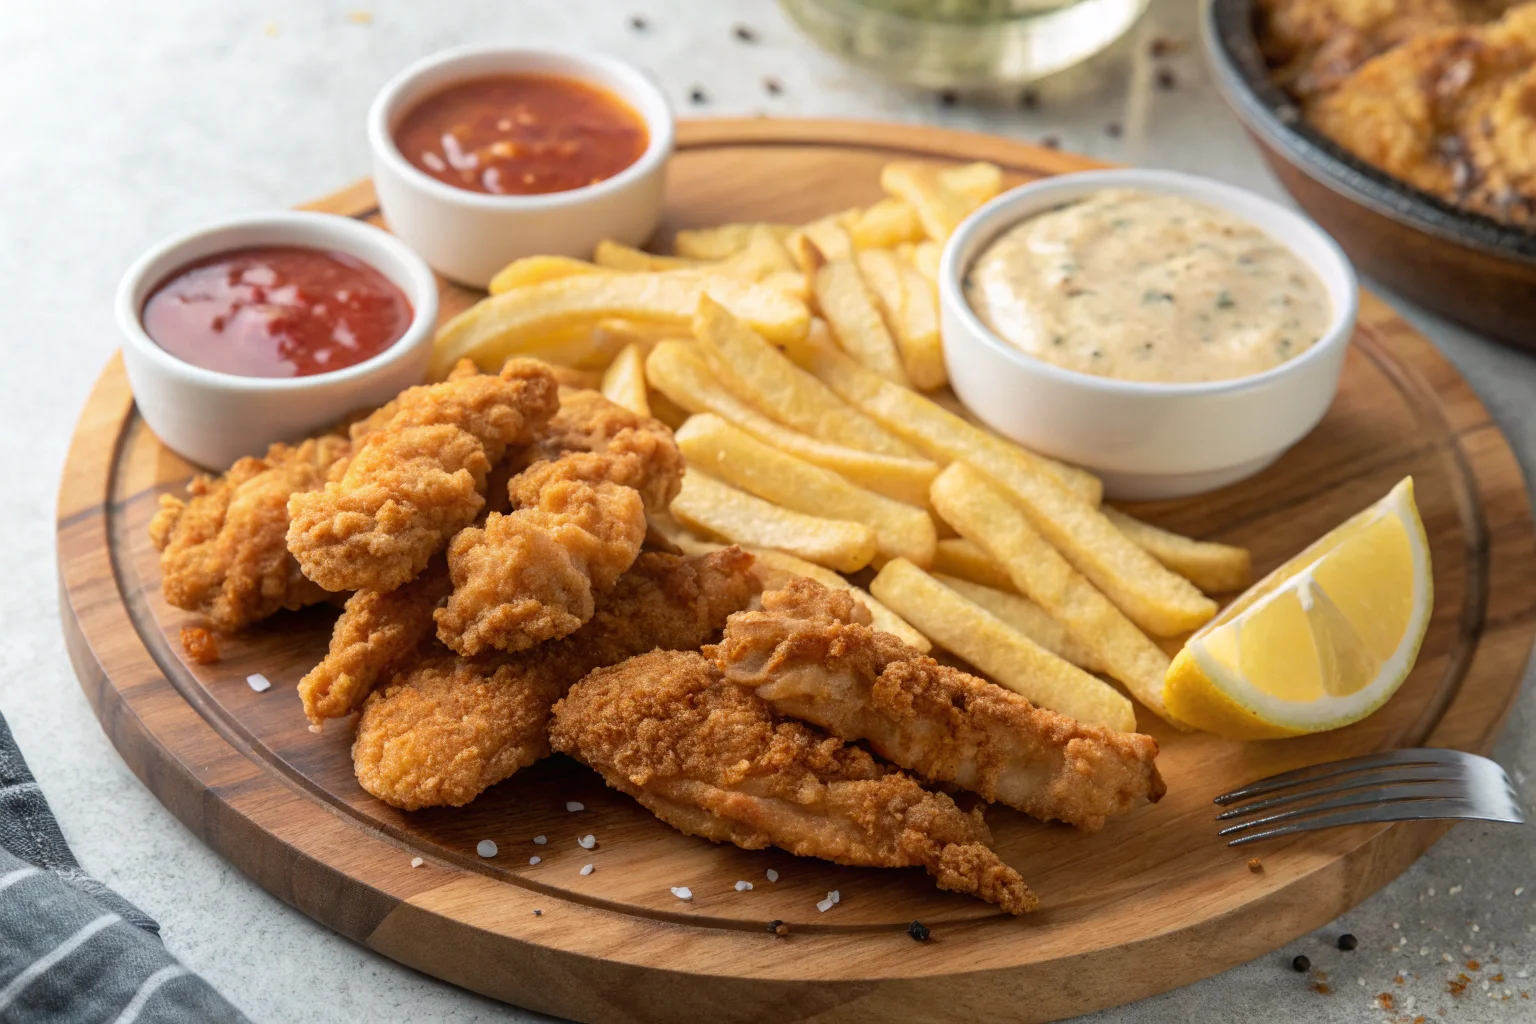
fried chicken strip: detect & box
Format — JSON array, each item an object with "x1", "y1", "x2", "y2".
[
  {"x1": 433, "y1": 389, "x2": 683, "y2": 656},
  {"x1": 513, "y1": 387, "x2": 686, "y2": 513},
  {"x1": 149, "y1": 435, "x2": 349, "y2": 632},
  {"x1": 286, "y1": 359, "x2": 559, "y2": 593},
  {"x1": 551, "y1": 649, "x2": 1036, "y2": 914},
  {"x1": 298, "y1": 559, "x2": 453, "y2": 726},
  {"x1": 1309, "y1": 3, "x2": 1536, "y2": 225},
  {"x1": 353, "y1": 548, "x2": 759, "y2": 809},
  {"x1": 711, "y1": 579, "x2": 1165, "y2": 832}
]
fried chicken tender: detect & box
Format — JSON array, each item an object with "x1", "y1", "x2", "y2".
[
  {"x1": 433, "y1": 389, "x2": 682, "y2": 656},
  {"x1": 551, "y1": 649, "x2": 1036, "y2": 914},
  {"x1": 298, "y1": 559, "x2": 453, "y2": 726},
  {"x1": 711, "y1": 579, "x2": 1165, "y2": 832},
  {"x1": 353, "y1": 548, "x2": 759, "y2": 809},
  {"x1": 1309, "y1": 3, "x2": 1536, "y2": 224},
  {"x1": 150, "y1": 435, "x2": 349, "y2": 632},
  {"x1": 286, "y1": 359, "x2": 559, "y2": 594},
  {"x1": 513, "y1": 388, "x2": 685, "y2": 513},
  {"x1": 1256, "y1": 0, "x2": 1500, "y2": 98}
]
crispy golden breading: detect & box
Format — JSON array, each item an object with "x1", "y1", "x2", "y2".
[
  {"x1": 1309, "y1": 4, "x2": 1536, "y2": 224},
  {"x1": 150, "y1": 435, "x2": 348, "y2": 632},
  {"x1": 353, "y1": 549, "x2": 759, "y2": 809},
  {"x1": 1257, "y1": 0, "x2": 1491, "y2": 98},
  {"x1": 433, "y1": 389, "x2": 681, "y2": 656},
  {"x1": 551, "y1": 649, "x2": 1037, "y2": 914},
  {"x1": 435, "y1": 473, "x2": 648, "y2": 655},
  {"x1": 513, "y1": 387, "x2": 685, "y2": 513},
  {"x1": 286, "y1": 360, "x2": 559, "y2": 593},
  {"x1": 711, "y1": 579, "x2": 1165, "y2": 832},
  {"x1": 298, "y1": 560, "x2": 453, "y2": 726}
]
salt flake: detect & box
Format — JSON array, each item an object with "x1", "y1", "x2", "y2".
[
  {"x1": 246, "y1": 674, "x2": 272, "y2": 693},
  {"x1": 476, "y1": 840, "x2": 498, "y2": 858}
]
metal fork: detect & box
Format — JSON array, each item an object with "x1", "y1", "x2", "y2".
[{"x1": 1213, "y1": 748, "x2": 1525, "y2": 846}]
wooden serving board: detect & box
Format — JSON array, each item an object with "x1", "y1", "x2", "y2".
[{"x1": 57, "y1": 119, "x2": 1536, "y2": 1023}]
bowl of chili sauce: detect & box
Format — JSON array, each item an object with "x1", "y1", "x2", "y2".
[
  {"x1": 117, "y1": 211, "x2": 438, "y2": 468},
  {"x1": 369, "y1": 46, "x2": 675, "y2": 288}
]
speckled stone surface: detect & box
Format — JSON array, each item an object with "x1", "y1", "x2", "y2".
[{"x1": 2, "y1": 1, "x2": 1531, "y2": 1021}]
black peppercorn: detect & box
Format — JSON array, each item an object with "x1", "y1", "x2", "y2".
[
  {"x1": 1292, "y1": 954, "x2": 1311, "y2": 972},
  {"x1": 1338, "y1": 933, "x2": 1358, "y2": 951},
  {"x1": 908, "y1": 920, "x2": 930, "y2": 942}
]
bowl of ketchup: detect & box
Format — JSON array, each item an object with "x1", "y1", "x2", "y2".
[
  {"x1": 368, "y1": 45, "x2": 675, "y2": 288},
  {"x1": 117, "y1": 211, "x2": 438, "y2": 468}
]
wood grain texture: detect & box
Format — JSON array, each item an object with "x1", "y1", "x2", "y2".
[{"x1": 58, "y1": 118, "x2": 1536, "y2": 1023}]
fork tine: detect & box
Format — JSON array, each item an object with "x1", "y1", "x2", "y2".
[
  {"x1": 1213, "y1": 748, "x2": 1464, "y2": 805},
  {"x1": 1227, "y1": 798, "x2": 1521, "y2": 846},
  {"x1": 1215, "y1": 765, "x2": 1464, "y2": 820},
  {"x1": 1218, "y1": 783, "x2": 1472, "y2": 836}
]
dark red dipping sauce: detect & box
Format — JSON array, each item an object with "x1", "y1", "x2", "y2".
[
  {"x1": 141, "y1": 246, "x2": 413, "y2": 378},
  {"x1": 394, "y1": 74, "x2": 649, "y2": 196}
]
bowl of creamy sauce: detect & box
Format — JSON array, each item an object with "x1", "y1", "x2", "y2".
[
  {"x1": 940, "y1": 169, "x2": 1357, "y2": 499},
  {"x1": 964, "y1": 189, "x2": 1333, "y2": 385}
]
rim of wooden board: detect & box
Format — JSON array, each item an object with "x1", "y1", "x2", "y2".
[{"x1": 56, "y1": 119, "x2": 1535, "y2": 1023}]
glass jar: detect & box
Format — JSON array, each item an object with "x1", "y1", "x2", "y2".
[{"x1": 779, "y1": 0, "x2": 1150, "y2": 88}]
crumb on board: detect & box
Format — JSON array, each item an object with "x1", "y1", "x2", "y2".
[
  {"x1": 1247, "y1": 857, "x2": 1263, "y2": 873},
  {"x1": 179, "y1": 626, "x2": 220, "y2": 665},
  {"x1": 767, "y1": 919, "x2": 789, "y2": 936}
]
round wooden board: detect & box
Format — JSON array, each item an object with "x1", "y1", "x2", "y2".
[{"x1": 58, "y1": 119, "x2": 1536, "y2": 1023}]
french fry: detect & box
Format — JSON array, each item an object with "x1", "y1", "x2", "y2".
[
  {"x1": 846, "y1": 198, "x2": 926, "y2": 249},
  {"x1": 723, "y1": 225, "x2": 798, "y2": 280},
  {"x1": 802, "y1": 338, "x2": 1104, "y2": 505},
  {"x1": 692, "y1": 295, "x2": 916, "y2": 457},
  {"x1": 932, "y1": 538, "x2": 1017, "y2": 592},
  {"x1": 671, "y1": 470, "x2": 876, "y2": 573},
  {"x1": 936, "y1": 161, "x2": 1004, "y2": 209},
  {"x1": 593, "y1": 240, "x2": 700, "y2": 272},
  {"x1": 880, "y1": 161, "x2": 973, "y2": 243},
  {"x1": 856, "y1": 249, "x2": 945, "y2": 390},
  {"x1": 645, "y1": 340, "x2": 938, "y2": 505},
  {"x1": 933, "y1": 573, "x2": 1104, "y2": 672},
  {"x1": 871, "y1": 559, "x2": 1135, "y2": 731},
  {"x1": 592, "y1": 318, "x2": 680, "y2": 355},
  {"x1": 646, "y1": 388, "x2": 690, "y2": 429},
  {"x1": 810, "y1": 249, "x2": 911, "y2": 387},
  {"x1": 760, "y1": 269, "x2": 809, "y2": 301},
  {"x1": 909, "y1": 240, "x2": 942, "y2": 287},
  {"x1": 929, "y1": 463, "x2": 1179, "y2": 726},
  {"x1": 1102, "y1": 508, "x2": 1253, "y2": 594},
  {"x1": 546, "y1": 366, "x2": 604, "y2": 390},
  {"x1": 673, "y1": 222, "x2": 795, "y2": 261},
  {"x1": 789, "y1": 215, "x2": 856, "y2": 267},
  {"x1": 677, "y1": 414, "x2": 937, "y2": 566},
  {"x1": 818, "y1": 335, "x2": 1213, "y2": 635},
  {"x1": 600, "y1": 343, "x2": 649, "y2": 417},
  {"x1": 489, "y1": 255, "x2": 611, "y2": 295},
  {"x1": 432, "y1": 273, "x2": 809, "y2": 378}
]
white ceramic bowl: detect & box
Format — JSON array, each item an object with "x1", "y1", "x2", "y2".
[
  {"x1": 368, "y1": 45, "x2": 675, "y2": 289},
  {"x1": 940, "y1": 168, "x2": 1358, "y2": 500},
  {"x1": 117, "y1": 211, "x2": 439, "y2": 469}
]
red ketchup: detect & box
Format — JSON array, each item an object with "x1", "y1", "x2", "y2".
[{"x1": 141, "y1": 246, "x2": 413, "y2": 378}]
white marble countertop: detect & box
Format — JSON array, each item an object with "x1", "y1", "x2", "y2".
[{"x1": 4, "y1": 1, "x2": 1532, "y2": 1020}]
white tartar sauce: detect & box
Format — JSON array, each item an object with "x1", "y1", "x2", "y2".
[{"x1": 963, "y1": 189, "x2": 1332, "y2": 384}]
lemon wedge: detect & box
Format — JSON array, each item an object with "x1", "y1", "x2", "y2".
[{"x1": 1164, "y1": 477, "x2": 1431, "y2": 739}]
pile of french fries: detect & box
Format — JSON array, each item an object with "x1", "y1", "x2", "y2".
[{"x1": 430, "y1": 159, "x2": 1255, "y2": 734}]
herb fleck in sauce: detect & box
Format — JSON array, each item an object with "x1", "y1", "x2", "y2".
[{"x1": 965, "y1": 189, "x2": 1331, "y2": 383}]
